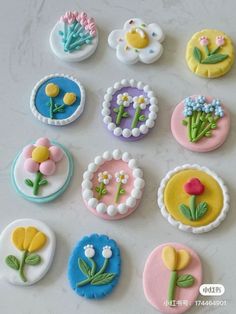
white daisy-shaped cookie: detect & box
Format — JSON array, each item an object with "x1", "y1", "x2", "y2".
[
  {"x1": 115, "y1": 170, "x2": 129, "y2": 184},
  {"x1": 98, "y1": 171, "x2": 112, "y2": 185},
  {"x1": 108, "y1": 18, "x2": 165, "y2": 65},
  {"x1": 117, "y1": 93, "x2": 133, "y2": 107},
  {"x1": 133, "y1": 95, "x2": 149, "y2": 110}
]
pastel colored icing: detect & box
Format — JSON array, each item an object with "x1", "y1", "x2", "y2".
[
  {"x1": 108, "y1": 18, "x2": 164, "y2": 64},
  {"x1": 11, "y1": 140, "x2": 73, "y2": 203},
  {"x1": 82, "y1": 150, "x2": 145, "y2": 220},
  {"x1": 171, "y1": 96, "x2": 230, "y2": 152},
  {"x1": 143, "y1": 243, "x2": 202, "y2": 314},
  {"x1": 186, "y1": 29, "x2": 234, "y2": 78},
  {"x1": 68, "y1": 234, "x2": 121, "y2": 299},
  {"x1": 30, "y1": 74, "x2": 85, "y2": 126},
  {"x1": 0, "y1": 219, "x2": 56, "y2": 286}
]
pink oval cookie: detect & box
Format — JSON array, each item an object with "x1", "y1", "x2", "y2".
[
  {"x1": 81, "y1": 150, "x2": 145, "y2": 220},
  {"x1": 143, "y1": 243, "x2": 202, "y2": 313},
  {"x1": 171, "y1": 96, "x2": 230, "y2": 152}
]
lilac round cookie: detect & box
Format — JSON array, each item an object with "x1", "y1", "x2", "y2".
[
  {"x1": 102, "y1": 79, "x2": 158, "y2": 141},
  {"x1": 171, "y1": 95, "x2": 230, "y2": 152}
]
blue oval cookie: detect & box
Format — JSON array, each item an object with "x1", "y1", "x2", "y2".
[{"x1": 68, "y1": 234, "x2": 121, "y2": 299}]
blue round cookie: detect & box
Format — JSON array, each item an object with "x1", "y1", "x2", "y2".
[{"x1": 68, "y1": 234, "x2": 121, "y2": 299}]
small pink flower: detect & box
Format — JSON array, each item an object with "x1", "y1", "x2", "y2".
[
  {"x1": 199, "y1": 36, "x2": 209, "y2": 46},
  {"x1": 65, "y1": 11, "x2": 75, "y2": 24},
  {"x1": 60, "y1": 15, "x2": 68, "y2": 23},
  {"x1": 216, "y1": 35, "x2": 225, "y2": 47}
]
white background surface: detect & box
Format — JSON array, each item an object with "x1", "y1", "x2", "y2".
[{"x1": 0, "y1": 0, "x2": 235, "y2": 313}]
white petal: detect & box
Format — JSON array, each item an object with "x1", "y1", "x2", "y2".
[
  {"x1": 147, "y1": 23, "x2": 165, "y2": 42},
  {"x1": 139, "y1": 42, "x2": 163, "y2": 64},
  {"x1": 116, "y1": 42, "x2": 139, "y2": 65},
  {"x1": 108, "y1": 29, "x2": 125, "y2": 49}
]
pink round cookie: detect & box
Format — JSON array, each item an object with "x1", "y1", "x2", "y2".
[
  {"x1": 81, "y1": 149, "x2": 145, "y2": 220},
  {"x1": 143, "y1": 242, "x2": 202, "y2": 314},
  {"x1": 171, "y1": 95, "x2": 230, "y2": 152}
]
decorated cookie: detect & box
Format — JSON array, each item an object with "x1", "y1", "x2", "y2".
[
  {"x1": 143, "y1": 242, "x2": 202, "y2": 313},
  {"x1": 102, "y1": 79, "x2": 158, "y2": 141},
  {"x1": 108, "y1": 18, "x2": 164, "y2": 64},
  {"x1": 171, "y1": 95, "x2": 230, "y2": 152},
  {"x1": 50, "y1": 11, "x2": 98, "y2": 62},
  {"x1": 30, "y1": 74, "x2": 85, "y2": 126},
  {"x1": 11, "y1": 137, "x2": 73, "y2": 203},
  {"x1": 0, "y1": 219, "x2": 55, "y2": 285},
  {"x1": 186, "y1": 29, "x2": 234, "y2": 78},
  {"x1": 158, "y1": 164, "x2": 229, "y2": 233},
  {"x1": 82, "y1": 149, "x2": 145, "y2": 220},
  {"x1": 68, "y1": 234, "x2": 121, "y2": 299}
]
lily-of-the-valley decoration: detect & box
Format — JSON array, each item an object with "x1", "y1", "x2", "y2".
[
  {"x1": 82, "y1": 149, "x2": 145, "y2": 220},
  {"x1": 182, "y1": 96, "x2": 224, "y2": 143},
  {"x1": 108, "y1": 18, "x2": 165, "y2": 64},
  {"x1": 193, "y1": 35, "x2": 228, "y2": 64},
  {"x1": 5, "y1": 226, "x2": 47, "y2": 283},
  {"x1": 102, "y1": 79, "x2": 158, "y2": 141},
  {"x1": 180, "y1": 178, "x2": 208, "y2": 221},
  {"x1": 77, "y1": 245, "x2": 115, "y2": 287},
  {"x1": 162, "y1": 246, "x2": 195, "y2": 306},
  {"x1": 23, "y1": 138, "x2": 64, "y2": 196},
  {"x1": 45, "y1": 83, "x2": 77, "y2": 119},
  {"x1": 50, "y1": 11, "x2": 98, "y2": 62}
]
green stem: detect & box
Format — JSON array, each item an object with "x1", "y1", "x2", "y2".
[
  {"x1": 49, "y1": 97, "x2": 54, "y2": 119},
  {"x1": 33, "y1": 172, "x2": 43, "y2": 196},
  {"x1": 187, "y1": 116, "x2": 192, "y2": 141},
  {"x1": 115, "y1": 182, "x2": 122, "y2": 204},
  {"x1": 210, "y1": 46, "x2": 221, "y2": 55},
  {"x1": 190, "y1": 195, "x2": 196, "y2": 220},
  {"x1": 205, "y1": 45, "x2": 210, "y2": 56},
  {"x1": 19, "y1": 250, "x2": 28, "y2": 282},
  {"x1": 77, "y1": 277, "x2": 92, "y2": 287},
  {"x1": 116, "y1": 105, "x2": 124, "y2": 125},
  {"x1": 53, "y1": 104, "x2": 65, "y2": 113},
  {"x1": 77, "y1": 258, "x2": 108, "y2": 287},
  {"x1": 131, "y1": 106, "x2": 141, "y2": 129},
  {"x1": 192, "y1": 111, "x2": 202, "y2": 140},
  {"x1": 192, "y1": 123, "x2": 212, "y2": 142},
  {"x1": 89, "y1": 258, "x2": 96, "y2": 276},
  {"x1": 168, "y1": 271, "x2": 177, "y2": 306},
  {"x1": 97, "y1": 182, "x2": 105, "y2": 200}
]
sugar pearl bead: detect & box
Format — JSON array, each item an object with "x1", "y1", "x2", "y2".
[
  {"x1": 88, "y1": 198, "x2": 98, "y2": 208},
  {"x1": 126, "y1": 197, "x2": 136, "y2": 208},
  {"x1": 134, "y1": 178, "x2": 145, "y2": 189},
  {"x1": 107, "y1": 205, "x2": 118, "y2": 216},
  {"x1": 118, "y1": 204, "x2": 128, "y2": 214},
  {"x1": 103, "y1": 151, "x2": 112, "y2": 160},
  {"x1": 83, "y1": 189, "x2": 93, "y2": 201},
  {"x1": 122, "y1": 152, "x2": 131, "y2": 162},
  {"x1": 112, "y1": 149, "x2": 122, "y2": 160},
  {"x1": 96, "y1": 203, "x2": 107, "y2": 214}
]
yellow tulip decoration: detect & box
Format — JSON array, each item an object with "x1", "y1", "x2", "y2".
[
  {"x1": 45, "y1": 83, "x2": 77, "y2": 119},
  {"x1": 161, "y1": 246, "x2": 195, "y2": 307},
  {"x1": 5, "y1": 226, "x2": 47, "y2": 282}
]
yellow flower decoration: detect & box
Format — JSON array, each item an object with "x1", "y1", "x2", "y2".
[
  {"x1": 63, "y1": 92, "x2": 77, "y2": 106},
  {"x1": 162, "y1": 245, "x2": 190, "y2": 271},
  {"x1": 12, "y1": 226, "x2": 47, "y2": 253},
  {"x1": 45, "y1": 83, "x2": 60, "y2": 98}
]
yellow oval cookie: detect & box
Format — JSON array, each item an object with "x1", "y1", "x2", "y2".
[
  {"x1": 186, "y1": 29, "x2": 234, "y2": 78},
  {"x1": 163, "y1": 169, "x2": 223, "y2": 227}
]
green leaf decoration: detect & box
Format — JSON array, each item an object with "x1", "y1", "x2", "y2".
[
  {"x1": 78, "y1": 258, "x2": 91, "y2": 277},
  {"x1": 176, "y1": 274, "x2": 195, "y2": 288},
  {"x1": 122, "y1": 112, "x2": 129, "y2": 118},
  {"x1": 182, "y1": 119, "x2": 188, "y2": 126},
  {"x1": 25, "y1": 179, "x2": 33, "y2": 187},
  {"x1": 179, "y1": 204, "x2": 192, "y2": 220},
  {"x1": 201, "y1": 54, "x2": 228, "y2": 64},
  {"x1": 113, "y1": 108, "x2": 119, "y2": 113},
  {"x1": 102, "y1": 189, "x2": 107, "y2": 195},
  {"x1": 211, "y1": 123, "x2": 217, "y2": 129},
  {"x1": 95, "y1": 186, "x2": 100, "y2": 193},
  {"x1": 38, "y1": 179, "x2": 48, "y2": 186},
  {"x1": 195, "y1": 202, "x2": 208, "y2": 220},
  {"x1": 139, "y1": 115, "x2": 147, "y2": 122},
  {"x1": 205, "y1": 131, "x2": 212, "y2": 137},
  {"x1": 91, "y1": 273, "x2": 116, "y2": 285},
  {"x1": 25, "y1": 254, "x2": 41, "y2": 265},
  {"x1": 5, "y1": 255, "x2": 20, "y2": 270},
  {"x1": 208, "y1": 117, "x2": 213, "y2": 123},
  {"x1": 119, "y1": 188, "x2": 126, "y2": 195},
  {"x1": 193, "y1": 47, "x2": 202, "y2": 63}
]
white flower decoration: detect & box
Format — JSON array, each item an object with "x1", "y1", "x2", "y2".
[
  {"x1": 84, "y1": 244, "x2": 95, "y2": 258},
  {"x1": 133, "y1": 95, "x2": 149, "y2": 110},
  {"x1": 102, "y1": 246, "x2": 112, "y2": 259},
  {"x1": 115, "y1": 170, "x2": 129, "y2": 184},
  {"x1": 117, "y1": 92, "x2": 132, "y2": 107},
  {"x1": 98, "y1": 171, "x2": 112, "y2": 185},
  {"x1": 108, "y1": 18, "x2": 165, "y2": 65}
]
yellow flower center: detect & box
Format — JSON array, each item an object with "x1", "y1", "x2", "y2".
[
  {"x1": 138, "y1": 97, "x2": 145, "y2": 104},
  {"x1": 125, "y1": 27, "x2": 149, "y2": 49},
  {"x1": 32, "y1": 146, "x2": 49, "y2": 163},
  {"x1": 45, "y1": 83, "x2": 60, "y2": 98},
  {"x1": 120, "y1": 174, "x2": 125, "y2": 180},
  {"x1": 122, "y1": 95, "x2": 128, "y2": 101},
  {"x1": 103, "y1": 174, "x2": 108, "y2": 179},
  {"x1": 63, "y1": 92, "x2": 77, "y2": 106}
]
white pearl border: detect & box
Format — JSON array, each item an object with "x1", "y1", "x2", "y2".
[
  {"x1": 102, "y1": 79, "x2": 158, "y2": 138},
  {"x1": 30, "y1": 73, "x2": 86, "y2": 126},
  {"x1": 81, "y1": 149, "x2": 145, "y2": 217},
  {"x1": 157, "y1": 164, "x2": 230, "y2": 234}
]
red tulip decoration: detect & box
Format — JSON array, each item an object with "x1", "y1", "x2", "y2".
[{"x1": 179, "y1": 178, "x2": 208, "y2": 221}]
